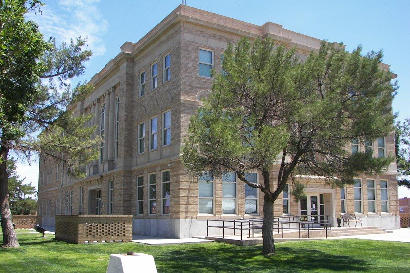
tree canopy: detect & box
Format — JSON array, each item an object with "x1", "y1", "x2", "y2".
[
  {"x1": 0, "y1": 0, "x2": 99, "y2": 247},
  {"x1": 396, "y1": 118, "x2": 410, "y2": 188},
  {"x1": 182, "y1": 37, "x2": 396, "y2": 254}
]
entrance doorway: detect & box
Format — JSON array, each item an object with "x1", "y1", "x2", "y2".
[
  {"x1": 88, "y1": 189, "x2": 102, "y2": 215},
  {"x1": 300, "y1": 194, "x2": 325, "y2": 225}
]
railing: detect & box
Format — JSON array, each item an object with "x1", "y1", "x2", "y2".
[{"x1": 206, "y1": 215, "x2": 331, "y2": 240}]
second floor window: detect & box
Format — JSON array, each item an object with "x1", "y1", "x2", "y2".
[
  {"x1": 114, "y1": 97, "x2": 120, "y2": 159},
  {"x1": 100, "y1": 104, "x2": 105, "y2": 163},
  {"x1": 245, "y1": 173, "x2": 258, "y2": 214},
  {"x1": 222, "y1": 172, "x2": 236, "y2": 214},
  {"x1": 108, "y1": 181, "x2": 114, "y2": 214},
  {"x1": 164, "y1": 54, "x2": 171, "y2": 82},
  {"x1": 152, "y1": 63, "x2": 158, "y2": 89},
  {"x1": 163, "y1": 111, "x2": 171, "y2": 146},
  {"x1": 140, "y1": 72, "x2": 146, "y2": 96},
  {"x1": 351, "y1": 138, "x2": 359, "y2": 154},
  {"x1": 340, "y1": 187, "x2": 346, "y2": 214},
  {"x1": 138, "y1": 123, "x2": 145, "y2": 154},
  {"x1": 365, "y1": 139, "x2": 373, "y2": 154},
  {"x1": 150, "y1": 117, "x2": 158, "y2": 150},
  {"x1": 377, "y1": 137, "x2": 385, "y2": 158},
  {"x1": 198, "y1": 172, "x2": 214, "y2": 214},
  {"x1": 199, "y1": 49, "x2": 213, "y2": 78}
]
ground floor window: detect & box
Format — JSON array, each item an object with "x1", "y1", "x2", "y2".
[
  {"x1": 245, "y1": 173, "x2": 258, "y2": 214},
  {"x1": 108, "y1": 181, "x2": 114, "y2": 214},
  {"x1": 380, "y1": 180, "x2": 388, "y2": 212},
  {"x1": 162, "y1": 171, "x2": 170, "y2": 214},
  {"x1": 340, "y1": 187, "x2": 346, "y2": 214},
  {"x1": 149, "y1": 174, "x2": 157, "y2": 214},
  {"x1": 367, "y1": 179, "x2": 376, "y2": 213},
  {"x1": 198, "y1": 172, "x2": 214, "y2": 214},
  {"x1": 222, "y1": 172, "x2": 236, "y2": 214},
  {"x1": 283, "y1": 184, "x2": 289, "y2": 214},
  {"x1": 137, "y1": 176, "x2": 144, "y2": 215},
  {"x1": 354, "y1": 179, "x2": 362, "y2": 213}
]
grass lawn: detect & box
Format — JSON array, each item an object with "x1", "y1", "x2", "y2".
[{"x1": 0, "y1": 230, "x2": 409, "y2": 273}]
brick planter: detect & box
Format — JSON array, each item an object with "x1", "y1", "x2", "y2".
[
  {"x1": 12, "y1": 215, "x2": 38, "y2": 229},
  {"x1": 55, "y1": 215, "x2": 133, "y2": 244}
]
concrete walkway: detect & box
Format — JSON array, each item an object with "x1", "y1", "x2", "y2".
[
  {"x1": 132, "y1": 236, "x2": 213, "y2": 245},
  {"x1": 328, "y1": 228, "x2": 410, "y2": 243}
]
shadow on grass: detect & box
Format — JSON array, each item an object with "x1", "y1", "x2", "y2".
[{"x1": 155, "y1": 244, "x2": 369, "y2": 273}]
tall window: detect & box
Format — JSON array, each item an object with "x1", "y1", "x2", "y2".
[
  {"x1": 149, "y1": 174, "x2": 157, "y2": 214},
  {"x1": 340, "y1": 187, "x2": 346, "y2": 214},
  {"x1": 108, "y1": 181, "x2": 114, "y2": 214},
  {"x1": 351, "y1": 138, "x2": 359, "y2": 154},
  {"x1": 100, "y1": 104, "x2": 105, "y2": 163},
  {"x1": 365, "y1": 139, "x2": 373, "y2": 154},
  {"x1": 377, "y1": 137, "x2": 385, "y2": 158},
  {"x1": 139, "y1": 72, "x2": 146, "y2": 96},
  {"x1": 152, "y1": 63, "x2": 158, "y2": 89},
  {"x1": 367, "y1": 179, "x2": 375, "y2": 213},
  {"x1": 198, "y1": 172, "x2": 214, "y2": 214},
  {"x1": 199, "y1": 49, "x2": 213, "y2": 77},
  {"x1": 162, "y1": 171, "x2": 170, "y2": 215},
  {"x1": 354, "y1": 179, "x2": 362, "y2": 213},
  {"x1": 222, "y1": 172, "x2": 236, "y2": 214},
  {"x1": 79, "y1": 186, "x2": 84, "y2": 215},
  {"x1": 150, "y1": 117, "x2": 158, "y2": 150},
  {"x1": 245, "y1": 173, "x2": 258, "y2": 214},
  {"x1": 114, "y1": 97, "x2": 120, "y2": 159},
  {"x1": 162, "y1": 111, "x2": 171, "y2": 146},
  {"x1": 164, "y1": 54, "x2": 171, "y2": 82},
  {"x1": 283, "y1": 184, "x2": 289, "y2": 214},
  {"x1": 137, "y1": 176, "x2": 144, "y2": 215},
  {"x1": 380, "y1": 180, "x2": 389, "y2": 212},
  {"x1": 138, "y1": 123, "x2": 145, "y2": 154}
]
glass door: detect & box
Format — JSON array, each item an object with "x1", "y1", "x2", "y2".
[{"x1": 310, "y1": 196, "x2": 318, "y2": 223}]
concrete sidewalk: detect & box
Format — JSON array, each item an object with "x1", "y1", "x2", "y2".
[
  {"x1": 132, "y1": 236, "x2": 213, "y2": 245},
  {"x1": 328, "y1": 228, "x2": 410, "y2": 243}
]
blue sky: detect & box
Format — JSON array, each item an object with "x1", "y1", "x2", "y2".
[{"x1": 21, "y1": 0, "x2": 409, "y2": 197}]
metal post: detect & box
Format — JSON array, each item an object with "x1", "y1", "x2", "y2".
[
  {"x1": 222, "y1": 220, "x2": 225, "y2": 238},
  {"x1": 234, "y1": 220, "x2": 236, "y2": 236},
  {"x1": 207, "y1": 220, "x2": 209, "y2": 237},
  {"x1": 281, "y1": 222, "x2": 284, "y2": 238},
  {"x1": 248, "y1": 220, "x2": 251, "y2": 238},
  {"x1": 298, "y1": 222, "x2": 301, "y2": 238},
  {"x1": 325, "y1": 224, "x2": 328, "y2": 239},
  {"x1": 308, "y1": 223, "x2": 310, "y2": 238},
  {"x1": 240, "y1": 221, "x2": 243, "y2": 241}
]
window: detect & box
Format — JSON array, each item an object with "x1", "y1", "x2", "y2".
[
  {"x1": 114, "y1": 97, "x2": 120, "y2": 159},
  {"x1": 367, "y1": 180, "x2": 375, "y2": 213},
  {"x1": 162, "y1": 111, "x2": 171, "y2": 146},
  {"x1": 354, "y1": 179, "x2": 362, "y2": 213},
  {"x1": 150, "y1": 117, "x2": 158, "y2": 150},
  {"x1": 162, "y1": 171, "x2": 170, "y2": 214},
  {"x1": 245, "y1": 173, "x2": 258, "y2": 214},
  {"x1": 137, "y1": 176, "x2": 144, "y2": 215},
  {"x1": 79, "y1": 186, "x2": 84, "y2": 215},
  {"x1": 365, "y1": 139, "x2": 373, "y2": 154},
  {"x1": 108, "y1": 181, "x2": 114, "y2": 214},
  {"x1": 199, "y1": 49, "x2": 213, "y2": 77},
  {"x1": 149, "y1": 174, "x2": 157, "y2": 214},
  {"x1": 283, "y1": 184, "x2": 289, "y2": 214},
  {"x1": 164, "y1": 54, "x2": 171, "y2": 82},
  {"x1": 377, "y1": 137, "x2": 385, "y2": 158},
  {"x1": 198, "y1": 172, "x2": 214, "y2": 214},
  {"x1": 138, "y1": 123, "x2": 145, "y2": 154},
  {"x1": 69, "y1": 191, "x2": 73, "y2": 215},
  {"x1": 222, "y1": 172, "x2": 236, "y2": 214},
  {"x1": 351, "y1": 138, "x2": 359, "y2": 154},
  {"x1": 100, "y1": 104, "x2": 105, "y2": 163},
  {"x1": 380, "y1": 180, "x2": 388, "y2": 212},
  {"x1": 152, "y1": 63, "x2": 158, "y2": 89},
  {"x1": 139, "y1": 72, "x2": 146, "y2": 96},
  {"x1": 340, "y1": 188, "x2": 346, "y2": 214}
]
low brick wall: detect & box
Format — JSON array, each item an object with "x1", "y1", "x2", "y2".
[
  {"x1": 12, "y1": 215, "x2": 38, "y2": 229},
  {"x1": 55, "y1": 215, "x2": 133, "y2": 244},
  {"x1": 400, "y1": 213, "x2": 410, "y2": 228}
]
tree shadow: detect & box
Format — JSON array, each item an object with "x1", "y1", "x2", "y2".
[{"x1": 154, "y1": 244, "x2": 370, "y2": 273}]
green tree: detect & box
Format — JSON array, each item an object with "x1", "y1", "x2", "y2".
[
  {"x1": 0, "y1": 0, "x2": 98, "y2": 247},
  {"x1": 182, "y1": 38, "x2": 395, "y2": 255},
  {"x1": 396, "y1": 119, "x2": 410, "y2": 188}
]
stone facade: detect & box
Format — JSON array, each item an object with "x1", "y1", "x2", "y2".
[{"x1": 37, "y1": 5, "x2": 399, "y2": 237}]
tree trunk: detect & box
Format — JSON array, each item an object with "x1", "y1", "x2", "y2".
[
  {"x1": 0, "y1": 145, "x2": 19, "y2": 248},
  {"x1": 262, "y1": 193, "x2": 274, "y2": 255}
]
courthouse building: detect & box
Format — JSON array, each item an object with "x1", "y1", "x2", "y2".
[{"x1": 37, "y1": 5, "x2": 399, "y2": 237}]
